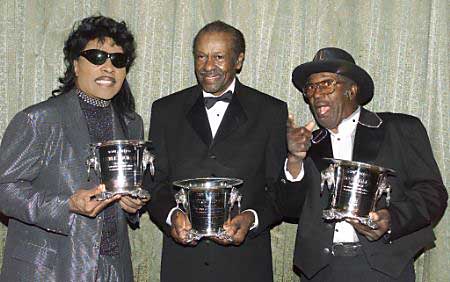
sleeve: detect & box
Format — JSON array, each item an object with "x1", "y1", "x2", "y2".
[
  {"x1": 276, "y1": 157, "x2": 316, "y2": 220},
  {"x1": 0, "y1": 111, "x2": 73, "y2": 235},
  {"x1": 144, "y1": 101, "x2": 177, "y2": 236},
  {"x1": 245, "y1": 101, "x2": 288, "y2": 238},
  {"x1": 124, "y1": 114, "x2": 145, "y2": 227},
  {"x1": 387, "y1": 116, "x2": 448, "y2": 241},
  {"x1": 284, "y1": 158, "x2": 305, "y2": 181}
]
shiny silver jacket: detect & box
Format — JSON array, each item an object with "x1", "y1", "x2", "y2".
[{"x1": 0, "y1": 90, "x2": 144, "y2": 281}]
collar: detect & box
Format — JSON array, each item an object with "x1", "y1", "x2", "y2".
[
  {"x1": 328, "y1": 106, "x2": 361, "y2": 137},
  {"x1": 312, "y1": 107, "x2": 384, "y2": 144},
  {"x1": 76, "y1": 88, "x2": 111, "y2": 108},
  {"x1": 202, "y1": 78, "x2": 236, "y2": 98}
]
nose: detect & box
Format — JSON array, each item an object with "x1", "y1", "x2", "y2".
[
  {"x1": 311, "y1": 85, "x2": 329, "y2": 99},
  {"x1": 204, "y1": 55, "x2": 215, "y2": 71},
  {"x1": 101, "y1": 58, "x2": 115, "y2": 73}
]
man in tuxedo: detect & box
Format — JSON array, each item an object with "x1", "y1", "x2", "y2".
[
  {"x1": 280, "y1": 47, "x2": 447, "y2": 281},
  {"x1": 146, "y1": 21, "x2": 287, "y2": 282}
]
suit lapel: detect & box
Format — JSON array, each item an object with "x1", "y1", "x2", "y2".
[
  {"x1": 211, "y1": 80, "x2": 248, "y2": 147},
  {"x1": 352, "y1": 108, "x2": 385, "y2": 163},
  {"x1": 58, "y1": 90, "x2": 91, "y2": 164},
  {"x1": 185, "y1": 87, "x2": 213, "y2": 146},
  {"x1": 309, "y1": 129, "x2": 333, "y2": 172},
  {"x1": 308, "y1": 131, "x2": 333, "y2": 208}
]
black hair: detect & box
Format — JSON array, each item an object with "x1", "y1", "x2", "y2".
[
  {"x1": 192, "y1": 20, "x2": 245, "y2": 60},
  {"x1": 52, "y1": 15, "x2": 137, "y2": 115}
]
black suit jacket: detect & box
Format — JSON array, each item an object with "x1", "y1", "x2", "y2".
[
  {"x1": 145, "y1": 79, "x2": 287, "y2": 282},
  {"x1": 278, "y1": 108, "x2": 447, "y2": 279}
]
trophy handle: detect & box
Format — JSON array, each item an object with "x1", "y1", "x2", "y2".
[
  {"x1": 369, "y1": 174, "x2": 391, "y2": 219},
  {"x1": 142, "y1": 149, "x2": 155, "y2": 176},
  {"x1": 229, "y1": 187, "x2": 242, "y2": 214},
  {"x1": 377, "y1": 174, "x2": 391, "y2": 206},
  {"x1": 85, "y1": 147, "x2": 100, "y2": 181},
  {"x1": 175, "y1": 189, "x2": 188, "y2": 211},
  {"x1": 320, "y1": 164, "x2": 336, "y2": 196}
]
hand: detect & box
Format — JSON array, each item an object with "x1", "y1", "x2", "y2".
[
  {"x1": 170, "y1": 209, "x2": 196, "y2": 246},
  {"x1": 287, "y1": 115, "x2": 315, "y2": 160},
  {"x1": 211, "y1": 211, "x2": 255, "y2": 246},
  {"x1": 346, "y1": 209, "x2": 391, "y2": 241},
  {"x1": 119, "y1": 195, "x2": 149, "y2": 214},
  {"x1": 286, "y1": 115, "x2": 315, "y2": 177},
  {"x1": 69, "y1": 184, "x2": 120, "y2": 217}
]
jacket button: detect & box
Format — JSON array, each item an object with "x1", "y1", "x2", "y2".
[
  {"x1": 204, "y1": 262, "x2": 209, "y2": 266},
  {"x1": 209, "y1": 154, "x2": 216, "y2": 159},
  {"x1": 323, "y1": 247, "x2": 330, "y2": 255}
]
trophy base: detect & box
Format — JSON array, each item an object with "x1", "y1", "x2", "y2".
[
  {"x1": 95, "y1": 188, "x2": 150, "y2": 201},
  {"x1": 323, "y1": 208, "x2": 377, "y2": 229},
  {"x1": 185, "y1": 229, "x2": 232, "y2": 243}
]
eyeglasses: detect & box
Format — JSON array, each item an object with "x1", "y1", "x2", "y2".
[
  {"x1": 79, "y1": 49, "x2": 128, "y2": 68},
  {"x1": 303, "y1": 79, "x2": 344, "y2": 98}
]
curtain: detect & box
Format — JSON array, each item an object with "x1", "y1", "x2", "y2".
[{"x1": 0, "y1": 1, "x2": 448, "y2": 281}]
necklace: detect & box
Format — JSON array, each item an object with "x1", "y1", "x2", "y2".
[{"x1": 76, "y1": 88, "x2": 111, "y2": 108}]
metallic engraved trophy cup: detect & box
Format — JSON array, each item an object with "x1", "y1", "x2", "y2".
[
  {"x1": 86, "y1": 140, "x2": 155, "y2": 200},
  {"x1": 173, "y1": 177, "x2": 243, "y2": 242},
  {"x1": 321, "y1": 158, "x2": 394, "y2": 228}
]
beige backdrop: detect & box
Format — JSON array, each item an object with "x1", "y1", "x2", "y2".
[{"x1": 0, "y1": 0, "x2": 448, "y2": 281}]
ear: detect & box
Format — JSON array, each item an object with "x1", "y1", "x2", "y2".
[
  {"x1": 73, "y1": 60, "x2": 79, "y2": 77},
  {"x1": 349, "y1": 83, "x2": 358, "y2": 100},
  {"x1": 235, "y1": 52, "x2": 245, "y2": 71}
]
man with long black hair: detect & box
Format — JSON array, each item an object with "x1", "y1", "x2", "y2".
[{"x1": 0, "y1": 15, "x2": 147, "y2": 281}]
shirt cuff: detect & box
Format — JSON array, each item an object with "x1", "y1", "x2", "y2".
[
  {"x1": 284, "y1": 158, "x2": 305, "y2": 182},
  {"x1": 242, "y1": 209, "x2": 259, "y2": 230},
  {"x1": 166, "y1": 206, "x2": 184, "y2": 226}
]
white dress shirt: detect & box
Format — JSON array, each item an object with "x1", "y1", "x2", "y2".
[
  {"x1": 167, "y1": 79, "x2": 259, "y2": 229},
  {"x1": 285, "y1": 107, "x2": 362, "y2": 243}
]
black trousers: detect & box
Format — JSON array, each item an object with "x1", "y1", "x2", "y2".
[{"x1": 300, "y1": 254, "x2": 415, "y2": 282}]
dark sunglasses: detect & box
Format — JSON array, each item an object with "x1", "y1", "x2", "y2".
[{"x1": 79, "y1": 49, "x2": 128, "y2": 68}]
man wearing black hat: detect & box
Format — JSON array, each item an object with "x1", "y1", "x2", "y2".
[{"x1": 278, "y1": 47, "x2": 447, "y2": 281}]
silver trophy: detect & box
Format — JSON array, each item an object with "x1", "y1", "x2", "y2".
[
  {"x1": 321, "y1": 158, "x2": 394, "y2": 228},
  {"x1": 173, "y1": 177, "x2": 243, "y2": 242},
  {"x1": 86, "y1": 140, "x2": 155, "y2": 200}
]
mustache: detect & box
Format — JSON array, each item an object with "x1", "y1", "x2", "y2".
[
  {"x1": 95, "y1": 76, "x2": 116, "y2": 83},
  {"x1": 198, "y1": 69, "x2": 223, "y2": 76}
]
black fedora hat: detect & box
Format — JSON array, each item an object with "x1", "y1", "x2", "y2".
[{"x1": 292, "y1": 47, "x2": 374, "y2": 105}]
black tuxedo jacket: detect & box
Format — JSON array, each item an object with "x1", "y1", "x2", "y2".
[
  {"x1": 146, "y1": 79, "x2": 287, "y2": 282},
  {"x1": 278, "y1": 108, "x2": 447, "y2": 279}
]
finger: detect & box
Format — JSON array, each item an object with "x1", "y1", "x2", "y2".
[
  {"x1": 232, "y1": 229, "x2": 247, "y2": 245},
  {"x1": 119, "y1": 201, "x2": 139, "y2": 213},
  {"x1": 85, "y1": 184, "x2": 106, "y2": 199},
  {"x1": 92, "y1": 195, "x2": 120, "y2": 215},
  {"x1": 120, "y1": 196, "x2": 142, "y2": 209},
  {"x1": 304, "y1": 120, "x2": 315, "y2": 132},
  {"x1": 287, "y1": 114, "x2": 297, "y2": 129},
  {"x1": 183, "y1": 215, "x2": 192, "y2": 230},
  {"x1": 223, "y1": 223, "x2": 238, "y2": 238},
  {"x1": 209, "y1": 236, "x2": 229, "y2": 245},
  {"x1": 171, "y1": 227, "x2": 184, "y2": 244}
]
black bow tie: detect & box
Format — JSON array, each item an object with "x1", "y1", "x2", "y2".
[{"x1": 204, "y1": 90, "x2": 233, "y2": 109}]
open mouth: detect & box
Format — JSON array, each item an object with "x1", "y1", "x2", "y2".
[
  {"x1": 95, "y1": 77, "x2": 116, "y2": 86},
  {"x1": 315, "y1": 105, "x2": 330, "y2": 118}
]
